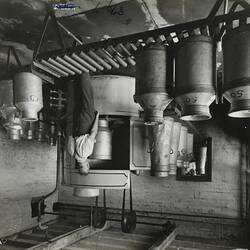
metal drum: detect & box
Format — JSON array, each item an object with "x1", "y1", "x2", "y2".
[
  {"x1": 169, "y1": 121, "x2": 182, "y2": 175},
  {"x1": 14, "y1": 72, "x2": 43, "y2": 121},
  {"x1": 177, "y1": 126, "x2": 188, "y2": 169},
  {"x1": 148, "y1": 116, "x2": 174, "y2": 177},
  {"x1": 90, "y1": 119, "x2": 112, "y2": 160},
  {"x1": 175, "y1": 35, "x2": 215, "y2": 121},
  {"x1": 91, "y1": 75, "x2": 139, "y2": 116},
  {"x1": 134, "y1": 44, "x2": 173, "y2": 124},
  {"x1": 223, "y1": 25, "x2": 250, "y2": 117}
]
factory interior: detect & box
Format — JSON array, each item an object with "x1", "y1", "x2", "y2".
[{"x1": 1, "y1": 0, "x2": 250, "y2": 249}]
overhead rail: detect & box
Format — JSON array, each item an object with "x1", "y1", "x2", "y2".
[{"x1": 32, "y1": 0, "x2": 250, "y2": 80}]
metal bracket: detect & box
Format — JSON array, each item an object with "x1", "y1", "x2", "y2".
[{"x1": 33, "y1": 10, "x2": 65, "y2": 60}]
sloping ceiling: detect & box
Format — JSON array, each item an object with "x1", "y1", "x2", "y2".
[{"x1": 0, "y1": 0, "x2": 240, "y2": 77}]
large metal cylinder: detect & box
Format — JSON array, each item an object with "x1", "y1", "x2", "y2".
[
  {"x1": 91, "y1": 75, "x2": 139, "y2": 116},
  {"x1": 135, "y1": 44, "x2": 173, "y2": 124},
  {"x1": 177, "y1": 126, "x2": 188, "y2": 169},
  {"x1": 148, "y1": 116, "x2": 174, "y2": 177},
  {"x1": 90, "y1": 119, "x2": 112, "y2": 160},
  {"x1": 169, "y1": 121, "x2": 182, "y2": 175},
  {"x1": 175, "y1": 35, "x2": 215, "y2": 121},
  {"x1": 14, "y1": 72, "x2": 43, "y2": 121},
  {"x1": 223, "y1": 25, "x2": 250, "y2": 118}
]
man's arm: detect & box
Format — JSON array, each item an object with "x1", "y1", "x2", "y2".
[{"x1": 89, "y1": 111, "x2": 99, "y2": 141}]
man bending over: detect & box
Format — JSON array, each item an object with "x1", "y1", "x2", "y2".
[{"x1": 68, "y1": 73, "x2": 99, "y2": 175}]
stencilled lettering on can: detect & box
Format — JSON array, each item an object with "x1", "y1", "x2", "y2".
[
  {"x1": 185, "y1": 97, "x2": 197, "y2": 103},
  {"x1": 230, "y1": 90, "x2": 244, "y2": 98}
]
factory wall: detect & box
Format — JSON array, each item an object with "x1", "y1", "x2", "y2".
[
  {"x1": 0, "y1": 127, "x2": 57, "y2": 238},
  {"x1": 59, "y1": 117, "x2": 246, "y2": 239}
]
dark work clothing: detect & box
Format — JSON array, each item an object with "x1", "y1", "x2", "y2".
[{"x1": 73, "y1": 73, "x2": 96, "y2": 137}]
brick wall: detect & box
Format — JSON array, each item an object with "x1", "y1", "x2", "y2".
[
  {"x1": 0, "y1": 127, "x2": 57, "y2": 237},
  {"x1": 59, "y1": 119, "x2": 246, "y2": 239}
]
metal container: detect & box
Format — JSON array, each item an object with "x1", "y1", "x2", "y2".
[
  {"x1": 175, "y1": 35, "x2": 215, "y2": 121},
  {"x1": 0, "y1": 79, "x2": 16, "y2": 117},
  {"x1": 169, "y1": 121, "x2": 182, "y2": 175},
  {"x1": 7, "y1": 128, "x2": 21, "y2": 140},
  {"x1": 14, "y1": 72, "x2": 43, "y2": 121},
  {"x1": 148, "y1": 116, "x2": 174, "y2": 177},
  {"x1": 73, "y1": 188, "x2": 100, "y2": 197},
  {"x1": 91, "y1": 75, "x2": 139, "y2": 116},
  {"x1": 177, "y1": 126, "x2": 188, "y2": 168},
  {"x1": 223, "y1": 25, "x2": 250, "y2": 117},
  {"x1": 134, "y1": 44, "x2": 173, "y2": 124},
  {"x1": 90, "y1": 119, "x2": 112, "y2": 160}
]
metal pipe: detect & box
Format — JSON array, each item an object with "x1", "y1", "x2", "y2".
[
  {"x1": 33, "y1": 12, "x2": 50, "y2": 60},
  {"x1": 54, "y1": 203, "x2": 243, "y2": 222},
  {"x1": 63, "y1": 55, "x2": 89, "y2": 73},
  {"x1": 107, "y1": 45, "x2": 128, "y2": 67},
  {"x1": 55, "y1": 56, "x2": 82, "y2": 74},
  {"x1": 88, "y1": 50, "x2": 112, "y2": 70},
  {"x1": 96, "y1": 49, "x2": 120, "y2": 69},
  {"x1": 41, "y1": 59, "x2": 69, "y2": 77},
  {"x1": 107, "y1": 218, "x2": 166, "y2": 227},
  {"x1": 37, "y1": 129, "x2": 62, "y2": 230},
  {"x1": 57, "y1": 21, "x2": 84, "y2": 45},
  {"x1": 116, "y1": 44, "x2": 136, "y2": 66},
  {"x1": 79, "y1": 52, "x2": 104, "y2": 71},
  {"x1": 33, "y1": 61, "x2": 61, "y2": 78},
  {"x1": 48, "y1": 58, "x2": 75, "y2": 75},
  {"x1": 71, "y1": 53, "x2": 96, "y2": 72}
]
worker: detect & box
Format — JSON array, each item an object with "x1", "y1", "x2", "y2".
[{"x1": 67, "y1": 73, "x2": 99, "y2": 175}]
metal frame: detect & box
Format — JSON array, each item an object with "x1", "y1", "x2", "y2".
[{"x1": 32, "y1": 0, "x2": 250, "y2": 81}]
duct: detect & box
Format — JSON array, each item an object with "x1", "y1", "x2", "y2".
[
  {"x1": 223, "y1": 24, "x2": 250, "y2": 118},
  {"x1": 175, "y1": 35, "x2": 215, "y2": 121},
  {"x1": 90, "y1": 119, "x2": 112, "y2": 160},
  {"x1": 148, "y1": 116, "x2": 174, "y2": 177},
  {"x1": 91, "y1": 75, "x2": 140, "y2": 117},
  {"x1": 169, "y1": 121, "x2": 181, "y2": 175},
  {"x1": 13, "y1": 72, "x2": 43, "y2": 121},
  {"x1": 134, "y1": 44, "x2": 173, "y2": 125}
]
